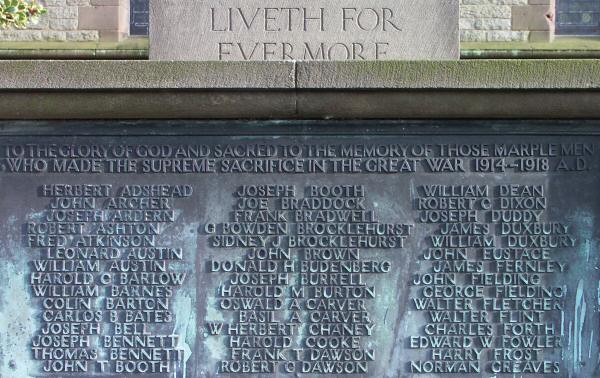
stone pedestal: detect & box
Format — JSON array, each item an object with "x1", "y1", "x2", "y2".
[
  {"x1": 78, "y1": 0, "x2": 130, "y2": 41},
  {"x1": 149, "y1": 0, "x2": 460, "y2": 60},
  {"x1": 512, "y1": 0, "x2": 555, "y2": 42}
]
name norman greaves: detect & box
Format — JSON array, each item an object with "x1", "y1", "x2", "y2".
[{"x1": 210, "y1": 7, "x2": 402, "y2": 60}]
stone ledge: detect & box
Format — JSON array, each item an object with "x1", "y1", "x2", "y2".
[
  {"x1": 0, "y1": 91, "x2": 296, "y2": 118},
  {"x1": 1, "y1": 60, "x2": 600, "y2": 119},
  {"x1": 295, "y1": 60, "x2": 600, "y2": 89},
  {"x1": 2, "y1": 60, "x2": 600, "y2": 89},
  {"x1": 1, "y1": 90, "x2": 600, "y2": 119},
  {"x1": 0, "y1": 61, "x2": 295, "y2": 89}
]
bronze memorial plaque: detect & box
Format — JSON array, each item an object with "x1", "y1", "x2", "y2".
[{"x1": 0, "y1": 120, "x2": 598, "y2": 377}]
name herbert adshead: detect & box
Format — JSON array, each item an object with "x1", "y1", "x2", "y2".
[{"x1": 210, "y1": 6, "x2": 402, "y2": 60}]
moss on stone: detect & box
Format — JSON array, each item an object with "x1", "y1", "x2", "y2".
[{"x1": 295, "y1": 59, "x2": 600, "y2": 89}]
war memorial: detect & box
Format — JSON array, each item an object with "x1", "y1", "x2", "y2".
[{"x1": 0, "y1": 0, "x2": 599, "y2": 377}]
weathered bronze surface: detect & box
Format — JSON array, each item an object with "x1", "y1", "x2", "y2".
[{"x1": 0, "y1": 121, "x2": 598, "y2": 377}]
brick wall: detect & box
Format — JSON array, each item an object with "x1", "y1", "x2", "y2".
[{"x1": 0, "y1": 0, "x2": 129, "y2": 42}]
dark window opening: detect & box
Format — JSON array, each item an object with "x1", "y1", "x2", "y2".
[
  {"x1": 556, "y1": 0, "x2": 600, "y2": 35},
  {"x1": 130, "y1": 0, "x2": 149, "y2": 36}
]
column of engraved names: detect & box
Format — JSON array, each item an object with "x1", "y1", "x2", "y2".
[
  {"x1": 409, "y1": 183, "x2": 569, "y2": 374},
  {"x1": 28, "y1": 184, "x2": 106, "y2": 374},
  {"x1": 288, "y1": 184, "x2": 412, "y2": 374},
  {"x1": 207, "y1": 185, "x2": 296, "y2": 374},
  {"x1": 484, "y1": 184, "x2": 567, "y2": 374},
  {"x1": 206, "y1": 183, "x2": 414, "y2": 374},
  {"x1": 410, "y1": 184, "x2": 492, "y2": 374},
  {"x1": 27, "y1": 184, "x2": 190, "y2": 374}
]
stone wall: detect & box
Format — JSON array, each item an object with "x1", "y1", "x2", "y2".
[
  {"x1": 460, "y1": 0, "x2": 555, "y2": 42},
  {"x1": 0, "y1": 0, "x2": 129, "y2": 42},
  {"x1": 0, "y1": 1, "x2": 556, "y2": 43}
]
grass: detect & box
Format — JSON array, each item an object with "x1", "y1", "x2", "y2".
[
  {"x1": 0, "y1": 37, "x2": 148, "y2": 59},
  {"x1": 461, "y1": 36, "x2": 600, "y2": 58},
  {"x1": 463, "y1": 37, "x2": 600, "y2": 51}
]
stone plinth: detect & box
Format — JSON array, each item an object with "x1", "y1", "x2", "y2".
[{"x1": 149, "y1": 0, "x2": 460, "y2": 60}]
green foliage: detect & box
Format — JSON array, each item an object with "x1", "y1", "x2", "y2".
[{"x1": 0, "y1": 0, "x2": 47, "y2": 29}]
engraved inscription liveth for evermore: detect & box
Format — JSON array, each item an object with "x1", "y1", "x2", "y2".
[{"x1": 149, "y1": 0, "x2": 459, "y2": 60}]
